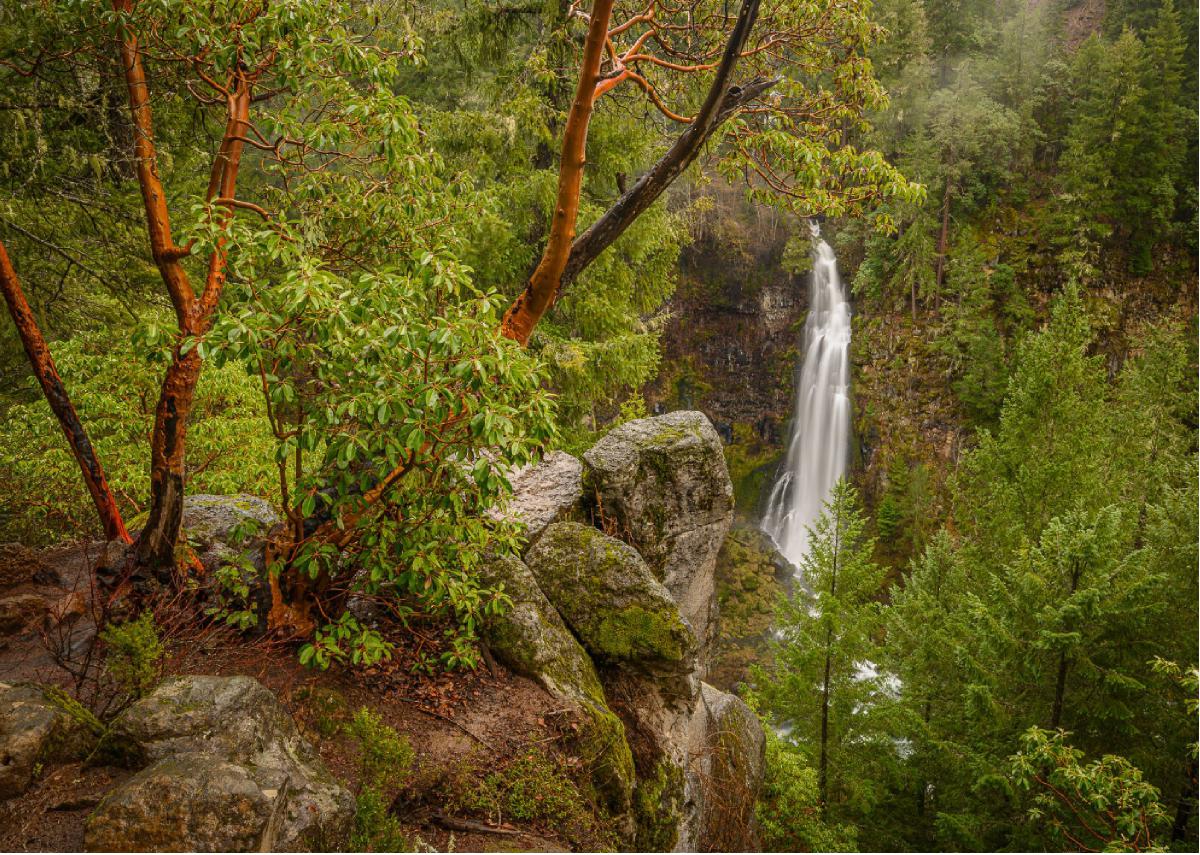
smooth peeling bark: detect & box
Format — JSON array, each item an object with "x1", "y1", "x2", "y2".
[
  {"x1": 136, "y1": 349, "x2": 203, "y2": 569},
  {"x1": 114, "y1": 0, "x2": 195, "y2": 327},
  {"x1": 561, "y1": 0, "x2": 766, "y2": 289},
  {"x1": 0, "y1": 241, "x2": 133, "y2": 544},
  {"x1": 115, "y1": 0, "x2": 252, "y2": 568},
  {"x1": 499, "y1": 0, "x2": 617, "y2": 345}
]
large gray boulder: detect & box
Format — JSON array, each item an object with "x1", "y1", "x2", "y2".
[
  {"x1": 182, "y1": 494, "x2": 280, "y2": 574},
  {"x1": 97, "y1": 676, "x2": 352, "y2": 850},
  {"x1": 0, "y1": 682, "x2": 94, "y2": 800},
  {"x1": 583, "y1": 412, "x2": 734, "y2": 663},
  {"x1": 488, "y1": 451, "x2": 584, "y2": 548},
  {"x1": 611, "y1": 674, "x2": 765, "y2": 853},
  {"x1": 690, "y1": 683, "x2": 766, "y2": 851},
  {"x1": 85, "y1": 755, "x2": 292, "y2": 852},
  {"x1": 526, "y1": 522, "x2": 697, "y2": 685},
  {"x1": 480, "y1": 556, "x2": 606, "y2": 707}
]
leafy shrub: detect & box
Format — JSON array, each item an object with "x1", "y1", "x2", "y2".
[
  {"x1": 1010, "y1": 728, "x2": 1169, "y2": 851},
  {"x1": 209, "y1": 226, "x2": 556, "y2": 669},
  {"x1": 98, "y1": 611, "x2": 165, "y2": 700},
  {"x1": 0, "y1": 325, "x2": 275, "y2": 545},
  {"x1": 351, "y1": 787, "x2": 409, "y2": 852}
]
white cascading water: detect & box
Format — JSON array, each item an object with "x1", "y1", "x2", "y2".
[{"x1": 762, "y1": 221, "x2": 851, "y2": 569}]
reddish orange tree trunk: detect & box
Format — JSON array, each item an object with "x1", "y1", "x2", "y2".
[
  {"x1": 499, "y1": 0, "x2": 767, "y2": 344},
  {"x1": 0, "y1": 240, "x2": 132, "y2": 544},
  {"x1": 499, "y1": 0, "x2": 616, "y2": 345},
  {"x1": 114, "y1": 0, "x2": 251, "y2": 569}
]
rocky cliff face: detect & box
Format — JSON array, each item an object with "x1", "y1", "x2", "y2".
[
  {"x1": 646, "y1": 194, "x2": 808, "y2": 448},
  {"x1": 485, "y1": 411, "x2": 764, "y2": 851}
]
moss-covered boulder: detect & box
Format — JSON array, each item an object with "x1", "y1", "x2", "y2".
[
  {"x1": 693, "y1": 682, "x2": 766, "y2": 851},
  {"x1": 480, "y1": 556, "x2": 638, "y2": 843},
  {"x1": 583, "y1": 411, "x2": 734, "y2": 663},
  {"x1": 85, "y1": 754, "x2": 292, "y2": 852},
  {"x1": 106, "y1": 675, "x2": 353, "y2": 849},
  {"x1": 481, "y1": 555, "x2": 604, "y2": 705},
  {"x1": 526, "y1": 522, "x2": 697, "y2": 678}
]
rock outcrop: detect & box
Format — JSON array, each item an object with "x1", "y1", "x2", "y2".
[
  {"x1": 478, "y1": 552, "x2": 639, "y2": 838},
  {"x1": 86, "y1": 675, "x2": 352, "y2": 851},
  {"x1": 693, "y1": 682, "x2": 766, "y2": 850},
  {"x1": 0, "y1": 682, "x2": 96, "y2": 799},
  {"x1": 481, "y1": 411, "x2": 760, "y2": 851},
  {"x1": 527, "y1": 523, "x2": 696, "y2": 675},
  {"x1": 489, "y1": 451, "x2": 584, "y2": 547},
  {"x1": 182, "y1": 494, "x2": 280, "y2": 574},
  {"x1": 14, "y1": 411, "x2": 759, "y2": 852},
  {"x1": 583, "y1": 410, "x2": 734, "y2": 664}
]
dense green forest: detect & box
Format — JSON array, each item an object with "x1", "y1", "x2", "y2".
[{"x1": 0, "y1": 0, "x2": 1195, "y2": 851}]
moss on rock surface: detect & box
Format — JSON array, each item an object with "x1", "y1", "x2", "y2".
[
  {"x1": 581, "y1": 411, "x2": 733, "y2": 664},
  {"x1": 480, "y1": 555, "x2": 607, "y2": 705},
  {"x1": 711, "y1": 527, "x2": 790, "y2": 691},
  {"x1": 0, "y1": 682, "x2": 98, "y2": 799},
  {"x1": 578, "y1": 705, "x2": 638, "y2": 837},
  {"x1": 525, "y1": 522, "x2": 696, "y2": 668},
  {"x1": 723, "y1": 422, "x2": 782, "y2": 521},
  {"x1": 479, "y1": 554, "x2": 639, "y2": 844},
  {"x1": 633, "y1": 758, "x2": 685, "y2": 851}
]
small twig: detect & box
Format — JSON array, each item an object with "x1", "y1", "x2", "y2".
[
  {"x1": 393, "y1": 696, "x2": 493, "y2": 750},
  {"x1": 430, "y1": 813, "x2": 521, "y2": 836}
]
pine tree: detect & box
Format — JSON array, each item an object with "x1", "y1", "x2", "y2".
[{"x1": 759, "y1": 480, "x2": 889, "y2": 819}]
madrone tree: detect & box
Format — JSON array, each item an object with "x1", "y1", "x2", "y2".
[
  {"x1": 498, "y1": 0, "x2": 923, "y2": 344},
  {"x1": 3, "y1": 2, "x2": 555, "y2": 664}
]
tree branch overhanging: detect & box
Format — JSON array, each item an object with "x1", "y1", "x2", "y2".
[{"x1": 499, "y1": 0, "x2": 769, "y2": 341}]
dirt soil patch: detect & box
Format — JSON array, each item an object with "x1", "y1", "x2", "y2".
[{"x1": 0, "y1": 541, "x2": 612, "y2": 852}]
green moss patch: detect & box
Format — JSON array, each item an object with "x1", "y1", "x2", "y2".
[
  {"x1": 633, "y1": 758, "x2": 685, "y2": 851},
  {"x1": 712, "y1": 527, "x2": 788, "y2": 690},
  {"x1": 527, "y1": 522, "x2": 695, "y2": 668}
]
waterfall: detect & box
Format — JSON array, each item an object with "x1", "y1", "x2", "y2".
[{"x1": 762, "y1": 222, "x2": 851, "y2": 569}]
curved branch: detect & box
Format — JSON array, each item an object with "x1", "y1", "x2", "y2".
[
  {"x1": 499, "y1": 0, "x2": 616, "y2": 345},
  {"x1": 561, "y1": 0, "x2": 770, "y2": 289}
]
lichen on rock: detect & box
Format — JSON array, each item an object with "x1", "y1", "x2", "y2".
[
  {"x1": 582, "y1": 411, "x2": 734, "y2": 663},
  {"x1": 480, "y1": 554, "x2": 638, "y2": 843},
  {"x1": 85, "y1": 755, "x2": 291, "y2": 852},
  {"x1": 487, "y1": 451, "x2": 584, "y2": 549},
  {"x1": 99, "y1": 675, "x2": 352, "y2": 850},
  {"x1": 0, "y1": 682, "x2": 98, "y2": 800},
  {"x1": 525, "y1": 522, "x2": 696, "y2": 670}
]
